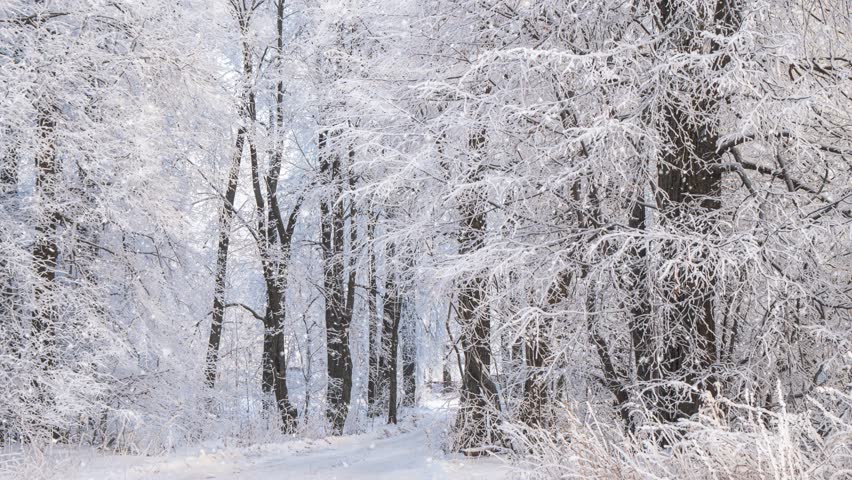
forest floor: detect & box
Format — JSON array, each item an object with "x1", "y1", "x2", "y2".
[{"x1": 63, "y1": 393, "x2": 509, "y2": 480}]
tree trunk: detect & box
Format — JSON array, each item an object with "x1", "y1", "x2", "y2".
[
  {"x1": 519, "y1": 304, "x2": 553, "y2": 427},
  {"x1": 634, "y1": 0, "x2": 741, "y2": 426},
  {"x1": 380, "y1": 243, "x2": 401, "y2": 424},
  {"x1": 627, "y1": 189, "x2": 655, "y2": 415},
  {"x1": 319, "y1": 129, "x2": 353, "y2": 434},
  {"x1": 32, "y1": 101, "x2": 58, "y2": 374},
  {"x1": 401, "y1": 301, "x2": 416, "y2": 407},
  {"x1": 204, "y1": 128, "x2": 245, "y2": 389},
  {"x1": 0, "y1": 126, "x2": 20, "y2": 418},
  {"x1": 453, "y1": 128, "x2": 500, "y2": 452},
  {"x1": 577, "y1": 182, "x2": 632, "y2": 427},
  {"x1": 366, "y1": 210, "x2": 380, "y2": 415},
  {"x1": 235, "y1": 3, "x2": 297, "y2": 432},
  {"x1": 442, "y1": 299, "x2": 462, "y2": 391},
  {"x1": 442, "y1": 365, "x2": 452, "y2": 391},
  {"x1": 248, "y1": 133, "x2": 297, "y2": 432},
  {"x1": 261, "y1": 307, "x2": 275, "y2": 410},
  {"x1": 1, "y1": 126, "x2": 17, "y2": 196}
]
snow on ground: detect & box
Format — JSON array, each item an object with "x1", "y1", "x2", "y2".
[{"x1": 63, "y1": 394, "x2": 509, "y2": 480}]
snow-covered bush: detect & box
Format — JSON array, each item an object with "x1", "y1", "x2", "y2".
[{"x1": 511, "y1": 386, "x2": 852, "y2": 479}]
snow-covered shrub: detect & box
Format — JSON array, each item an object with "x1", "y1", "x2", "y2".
[{"x1": 512, "y1": 386, "x2": 852, "y2": 479}]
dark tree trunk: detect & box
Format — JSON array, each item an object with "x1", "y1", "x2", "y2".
[
  {"x1": 633, "y1": 0, "x2": 741, "y2": 425},
  {"x1": 0, "y1": 275, "x2": 18, "y2": 444},
  {"x1": 366, "y1": 210, "x2": 380, "y2": 415},
  {"x1": 453, "y1": 128, "x2": 500, "y2": 452},
  {"x1": 578, "y1": 182, "x2": 632, "y2": 426},
  {"x1": 654, "y1": 113, "x2": 721, "y2": 422},
  {"x1": 32, "y1": 102, "x2": 58, "y2": 374},
  {"x1": 261, "y1": 307, "x2": 275, "y2": 409},
  {"x1": 401, "y1": 307, "x2": 416, "y2": 407},
  {"x1": 204, "y1": 128, "x2": 245, "y2": 389},
  {"x1": 340, "y1": 147, "x2": 358, "y2": 419},
  {"x1": 1, "y1": 126, "x2": 17, "y2": 196},
  {"x1": 519, "y1": 262, "x2": 570, "y2": 428},
  {"x1": 442, "y1": 366, "x2": 452, "y2": 391},
  {"x1": 260, "y1": 0, "x2": 302, "y2": 432},
  {"x1": 248, "y1": 134, "x2": 297, "y2": 432},
  {"x1": 520, "y1": 333, "x2": 548, "y2": 427},
  {"x1": 234, "y1": 4, "x2": 297, "y2": 432},
  {"x1": 262, "y1": 305, "x2": 297, "y2": 431},
  {"x1": 344, "y1": 147, "x2": 358, "y2": 337},
  {"x1": 627, "y1": 190, "x2": 655, "y2": 415},
  {"x1": 30, "y1": 101, "x2": 61, "y2": 442},
  {"x1": 386, "y1": 314, "x2": 400, "y2": 425},
  {"x1": 319, "y1": 130, "x2": 353, "y2": 434},
  {"x1": 256, "y1": 190, "x2": 302, "y2": 434},
  {"x1": 380, "y1": 243, "x2": 401, "y2": 424},
  {"x1": 0, "y1": 125, "x2": 19, "y2": 402}
]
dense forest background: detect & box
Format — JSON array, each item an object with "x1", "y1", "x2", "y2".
[{"x1": 1, "y1": 0, "x2": 851, "y2": 478}]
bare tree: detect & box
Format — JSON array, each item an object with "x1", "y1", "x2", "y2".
[
  {"x1": 32, "y1": 100, "x2": 59, "y2": 376},
  {"x1": 379, "y1": 242, "x2": 401, "y2": 424},
  {"x1": 366, "y1": 209, "x2": 381, "y2": 415},
  {"x1": 401, "y1": 301, "x2": 416, "y2": 408},
  {"x1": 452, "y1": 127, "x2": 500, "y2": 452},
  {"x1": 203, "y1": 128, "x2": 246, "y2": 390},
  {"x1": 318, "y1": 129, "x2": 354, "y2": 434}
]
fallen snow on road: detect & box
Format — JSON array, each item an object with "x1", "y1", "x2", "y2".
[{"x1": 65, "y1": 398, "x2": 509, "y2": 480}]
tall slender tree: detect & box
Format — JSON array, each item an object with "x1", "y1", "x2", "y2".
[
  {"x1": 318, "y1": 128, "x2": 354, "y2": 433},
  {"x1": 380, "y1": 242, "x2": 402, "y2": 424},
  {"x1": 204, "y1": 128, "x2": 246, "y2": 389},
  {"x1": 453, "y1": 127, "x2": 500, "y2": 452},
  {"x1": 365, "y1": 209, "x2": 381, "y2": 415}
]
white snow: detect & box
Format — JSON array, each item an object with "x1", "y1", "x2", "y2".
[{"x1": 65, "y1": 398, "x2": 509, "y2": 480}]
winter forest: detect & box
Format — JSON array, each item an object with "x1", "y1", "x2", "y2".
[{"x1": 1, "y1": 0, "x2": 851, "y2": 478}]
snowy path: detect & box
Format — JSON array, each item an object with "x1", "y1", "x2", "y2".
[
  {"x1": 67, "y1": 402, "x2": 509, "y2": 480},
  {"x1": 224, "y1": 420, "x2": 504, "y2": 480}
]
